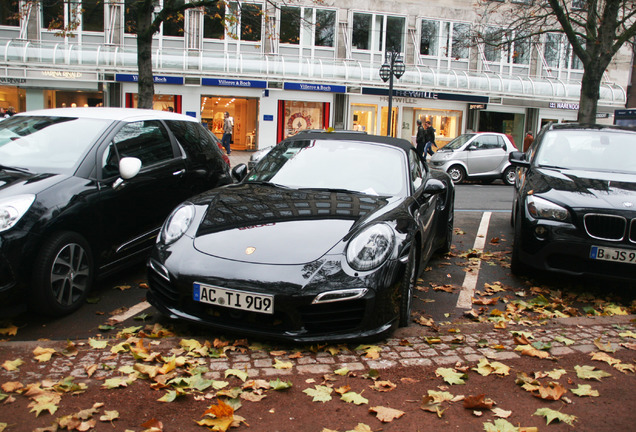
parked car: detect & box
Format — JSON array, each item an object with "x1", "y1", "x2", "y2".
[
  {"x1": 247, "y1": 144, "x2": 273, "y2": 170},
  {"x1": 429, "y1": 132, "x2": 518, "y2": 185},
  {"x1": 147, "y1": 131, "x2": 455, "y2": 343},
  {"x1": 508, "y1": 123, "x2": 636, "y2": 281},
  {"x1": 0, "y1": 107, "x2": 232, "y2": 317}
]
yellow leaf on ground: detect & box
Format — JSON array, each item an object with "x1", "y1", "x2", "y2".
[
  {"x1": 33, "y1": 347, "x2": 56, "y2": 362},
  {"x1": 369, "y1": 406, "x2": 405, "y2": 422}
]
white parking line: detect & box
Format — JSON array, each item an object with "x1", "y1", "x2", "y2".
[
  {"x1": 456, "y1": 212, "x2": 492, "y2": 309},
  {"x1": 109, "y1": 301, "x2": 151, "y2": 323}
]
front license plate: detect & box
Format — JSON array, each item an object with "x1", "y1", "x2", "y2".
[
  {"x1": 193, "y1": 283, "x2": 274, "y2": 314},
  {"x1": 590, "y1": 246, "x2": 636, "y2": 264}
]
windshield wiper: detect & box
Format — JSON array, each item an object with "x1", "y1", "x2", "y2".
[
  {"x1": 0, "y1": 164, "x2": 32, "y2": 174},
  {"x1": 539, "y1": 164, "x2": 568, "y2": 170},
  {"x1": 246, "y1": 180, "x2": 293, "y2": 189}
]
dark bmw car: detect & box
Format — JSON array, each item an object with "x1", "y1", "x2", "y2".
[
  {"x1": 147, "y1": 131, "x2": 455, "y2": 343},
  {"x1": 0, "y1": 108, "x2": 231, "y2": 317},
  {"x1": 509, "y1": 123, "x2": 636, "y2": 281}
]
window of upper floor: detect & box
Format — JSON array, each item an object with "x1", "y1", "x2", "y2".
[
  {"x1": 544, "y1": 32, "x2": 584, "y2": 71},
  {"x1": 482, "y1": 26, "x2": 530, "y2": 65},
  {"x1": 352, "y1": 12, "x2": 406, "y2": 53},
  {"x1": 279, "y1": 6, "x2": 336, "y2": 48},
  {"x1": 419, "y1": 19, "x2": 471, "y2": 61},
  {"x1": 0, "y1": 0, "x2": 19, "y2": 27},
  {"x1": 41, "y1": 0, "x2": 103, "y2": 33},
  {"x1": 202, "y1": 1, "x2": 262, "y2": 42}
]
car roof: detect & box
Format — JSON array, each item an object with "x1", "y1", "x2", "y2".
[
  {"x1": 14, "y1": 107, "x2": 199, "y2": 122},
  {"x1": 544, "y1": 122, "x2": 636, "y2": 133},
  {"x1": 287, "y1": 130, "x2": 414, "y2": 153}
]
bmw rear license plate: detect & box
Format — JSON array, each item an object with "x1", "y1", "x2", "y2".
[
  {"x1": 590, "y1": 246, "x2": 636, "y2": 264},
  {"x1": 193, "y1": 283, "x2": 274, "y2": 314}
]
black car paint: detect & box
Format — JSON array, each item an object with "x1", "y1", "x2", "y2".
[
  {"x1": 147, "y1": 133, "x2": 454, "y2": 343},
  {"x1": 0, "y1": 113, "x2": 232, "y2": 315},
  {"x1": 509, "y1": 123, "x2": 636, "y2": 281}
]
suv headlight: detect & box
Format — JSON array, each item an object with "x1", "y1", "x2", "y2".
[
  {"x1": 159, "y1": 203, "x2": 195, "y2": 245},
  {"x1": 526, "y1": 196, "x2": 570, "y2": 222},
  {"x1": 346, "y1": 223, "x2": 395, "y2": 271},
  {"x1": 0, "y1": 194, "x2": 36, "y2": 232}
]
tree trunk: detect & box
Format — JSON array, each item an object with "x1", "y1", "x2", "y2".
[
  {"x1": 577, "y1": 70, "x2": 602, "y2": 124},
  {"x1": 136, "y1": 2, "x2": 155, "y2": 109}
]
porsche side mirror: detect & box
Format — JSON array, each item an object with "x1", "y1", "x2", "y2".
[{"x1": 232, "y1": 163, "x2": 248, "y2": 182}]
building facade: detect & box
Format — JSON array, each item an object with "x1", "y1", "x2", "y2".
[{"x1": 0, "y1": 0, "x2": 631, "y2": 150}]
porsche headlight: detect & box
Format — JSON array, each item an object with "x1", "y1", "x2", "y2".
[
  {"x1": 0, "y1": 194, "x2": 35, "y2": 233},
  {"x1": 346, "y1": 223, "x2": 395, "y2": 271},
  {"x1": 159, "y1": 203, "x2": 195, "y2": 245},
  {"x1": 526, "y1": 196, "x2": 570, "y2": 222}
]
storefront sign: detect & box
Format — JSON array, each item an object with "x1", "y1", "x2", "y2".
[
  {"x1": 0, "y1": 77, "x2": 26, "y2": 84},
  {"x1": 284, "y1": 82, "x2": 346, "y2": 93},
  {"x1": 470, "y1": 104, "x2": 487, "y2": 110},
  {"x1": 362, "y1": 87, "x2": 488, "y2": 103},
  {"x1": 549, "y1": 102, "x2": 579, "y2": 110},
  {"x1": 202, "y1": 78, "x2": 267, "y2": 88},
  {"x1": 115, "y1": 74, "x2": 184, "y2": 85},
  {"x1": 40, "y1": 70, "x2": 83, "y2": 80},
  {"x1": 263, "y1": 115, "x2": 274, "y2": 121}
]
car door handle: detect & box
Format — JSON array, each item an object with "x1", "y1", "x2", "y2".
[{"x1": 172, "y1": 169, "x2": 185, "y2": 176}]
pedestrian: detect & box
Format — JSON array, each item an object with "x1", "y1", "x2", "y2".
[
  {"x1": 424, "y1": 121, "x2": 437, "y2": 158},
  {"x1": 523, "y1": 131, "x2": 534, "y2": 152},
  {"x1": 222, "y1": 111, "x2": 233, "y2": 155},
  {"x1": 5, "y1": 106, "x2": 15, "y2": 118},
  {"x1": 415, "y1": 119, "x2": 426, "y2": 161}
]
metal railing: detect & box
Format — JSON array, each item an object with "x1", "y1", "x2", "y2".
[{"x1": 0, "y1": 38, "x2": 626, "y2": 105}]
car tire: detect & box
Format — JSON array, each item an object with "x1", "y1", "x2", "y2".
[
  {"x1": 31, "y1": 232, "x2": 94, "y2": 317},
  {"x1": 437, "y1": 201, "x2": 454, "y2": 255},
  {"x1": 503, "y1": 166, "x2": 516, "y2": 186},
  {"x1": 447, "y1": 165, "x2": 466, "y2": 184},
  {"x1": 510, "y1": 213, "x2": 528, "y2": 276},
  {"x1": 399, "y1": 244, "x2": 419, "y2": 327}
]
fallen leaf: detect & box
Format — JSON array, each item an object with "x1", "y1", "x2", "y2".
[
  {"x1": 371, "y1": 380, "x2": 397, "y2": 392},
  {"x1": 483, "y1": 418, "x2": 520, "y2": 432},
  {"x1": 593, "y1": 338, "x2": 616, "y2": 353},
  {"x1": 33, "y1": 347, "x2": 56, "y2": 362},
  {"x1": 533, "y1": 382, "x2": 567, "y2": 401},
  {"x1": 463, "y1": 394, "x2": 494, "y2": 410},
  {"x1": 533, "y1": 407, "x2": 577, "y2": 426},
  {"x1": 303, "y1": 385, "x2": 333, "y2": 403},
  {"x1": 571, "y1": 384, "x2": 599, "y2": 397},
  {"x1": 341, "y1": 391, "x2": 368, "y2": 405},
  {"x1": 369, "y1": 406, "x2": 405, "y2": 422},
  {"x1": 472, "y1": 358, "x2": 510, "y2": 376},
  {"x1": 435, "y1": 367, "x2": 466, "y2": 385},
  {"x1": 420, "y1": 395, "x2": 445, "y2": 417},
  {"x1": 2, "y1": 359, "x2": 23, "y2": 371},
  {"x1": 590, "y1": 352, "x2": 621, "y2": 366},
  {"x1": 224, "y1": 368, "x2": 248, "y2": 382},
  {"x1": 574, "y1": 365, "x2": 612, "y2": 381},
  {"x1": 491, "y1": 407, "x2": 512, "y2": 418}
]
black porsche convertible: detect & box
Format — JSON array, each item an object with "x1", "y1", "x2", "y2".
[{"x1": 147, "y1": 131, "x2": 455, "y2": 343}]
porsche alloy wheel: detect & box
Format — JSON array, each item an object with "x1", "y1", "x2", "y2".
[
  {"x1": 399, "y1": 245, "x2": 419, "y2": 327},
  {"x1": 31, "y1": 232, "x2": 94, "y2": 316}
]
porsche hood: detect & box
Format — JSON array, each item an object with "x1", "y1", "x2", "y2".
[{"x1": 192, "y1": 184, "x2": 391, "y2": 264}]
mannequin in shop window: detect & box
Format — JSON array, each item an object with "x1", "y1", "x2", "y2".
[{"x1": 222, "y1": 111, "x2": 233, "y2": 155}]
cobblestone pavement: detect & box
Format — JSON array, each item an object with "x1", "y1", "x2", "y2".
[{"x1": 2, "y1": 315, "x2": 633, "y2": 384}]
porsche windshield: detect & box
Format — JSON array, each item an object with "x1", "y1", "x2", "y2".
[
  {"x1": 535, "y1": 130, "x2": 636, "y2": 174},
  {"x1": 248, "y1": 139, "x2": 408, "y2": 196},
  {"x1": 0, "y1": 115, "x2": 111, "y2": 174}
]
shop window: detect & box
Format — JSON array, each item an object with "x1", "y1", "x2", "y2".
[
  {"x1": 420, "y1": 20, "x2": 439, "y2": 56},
  {"x1": 82, "y1": 0, "x2": 104, "y2": 32},
  {"x1": 315, "y1": 9, "x2": 335, "y2": 47},
  {"x1": 413, "y1": 109, "x2": 463, "y2": 146},
  {"x1": 278, "y1": 100, "x2": 329, "y2": 141},
  {"x1": 124, "y1": 93, "x2": 182, "y2": 113},
  {"x1": 279, "y1": 6, "x2": 335, "y2": 47},
  {"x1": 42, "y1": 0, "x2": 73, "y2": 30},
  {"x1": 124, "y1": 0, "x2": 137, "y2": 34},
  {"x1": 353, "y1": 12, "x2": 405, "y2": 52},
  {"x1": 351, "y1": 104, "x2": 377, "y2": 135},
  {"x1": 201, "y1": 96, "x2": 258, "y2": 151},
  {"x1": 380, "y1": 107, "x2": 399, "y2": 137},
  {"x1": 0, "y1": 0, "x2": 20, "y2": 27},
  {"x1": 544, "y1": 33, "x2": 584, "y2": 72}
]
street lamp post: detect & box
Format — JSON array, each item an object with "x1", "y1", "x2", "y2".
[{"x1": 379, "y1": 49, "x2": 405, "y2": 137}]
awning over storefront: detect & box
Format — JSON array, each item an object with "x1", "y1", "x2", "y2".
[{"x1": 0, "y1": 38, "x2": 626, "y2": 107}]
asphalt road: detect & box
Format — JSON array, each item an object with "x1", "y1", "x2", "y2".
[{"x1": 5, "y1": 183, "x2": 632, "y2": 342}]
